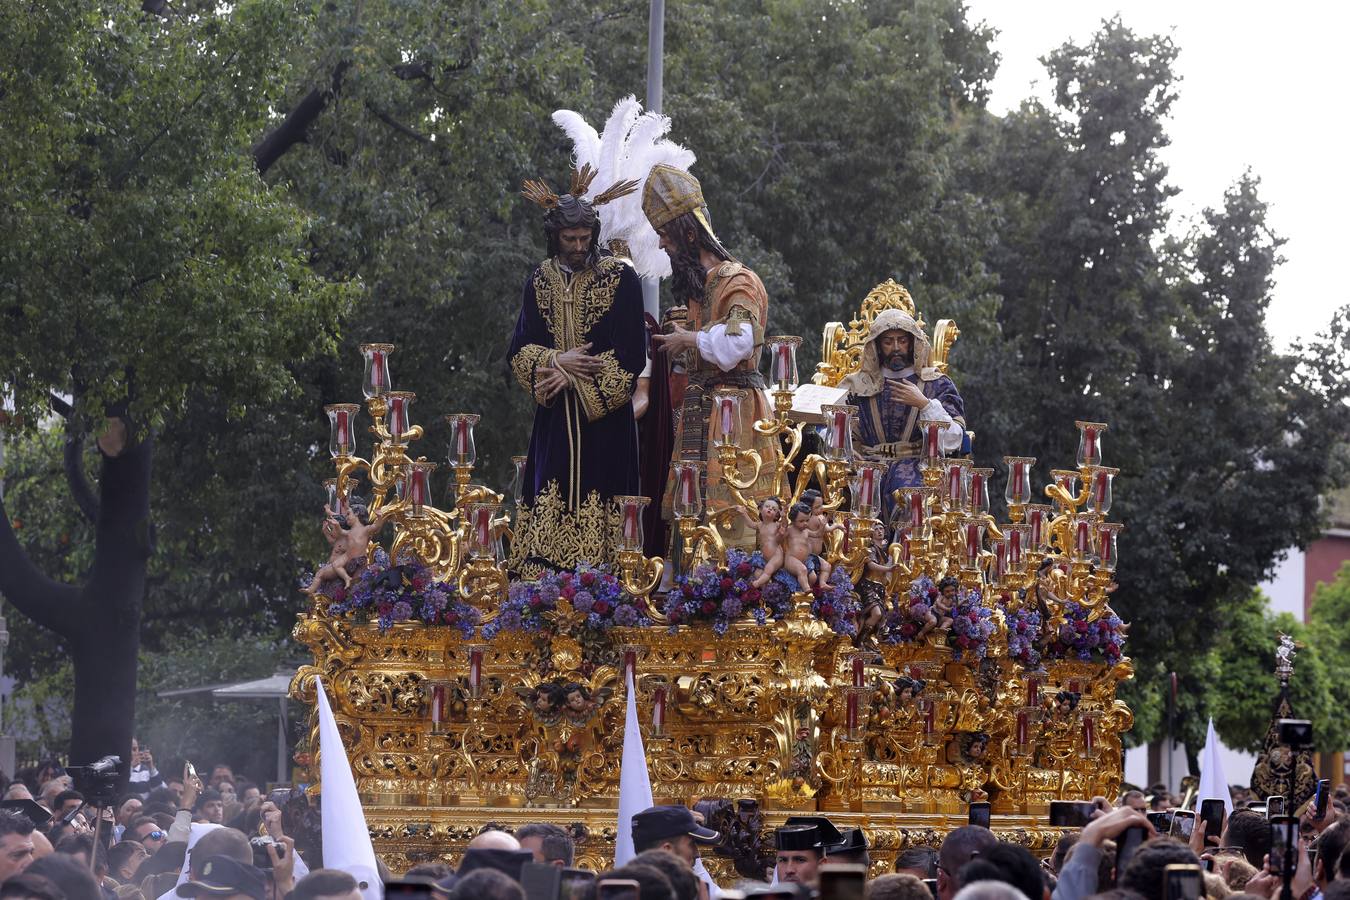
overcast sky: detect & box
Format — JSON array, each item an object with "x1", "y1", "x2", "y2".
[{"x1": 964, "y1": 0, "x2": 1349, "y2": 350}]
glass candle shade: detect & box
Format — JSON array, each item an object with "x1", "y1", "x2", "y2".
[
  {"x1": 896, "y1": 529, "x2": 913, "y2": 564},
  {"x1": 466, "y1": 502, "x2": 499, "y2": 559},
  {"x1": 1051, "y1": 469, "x2": 1081, "y2": 510},
  {"x1": 360, "y1": 343, "x2": 395, "y2": 399},
  {"x1": 1004, "y1": 456, "x2": 1035, "y2": 507},
  {"x1": 851, "y1": 464, "x2": 885, "y2": 519},
  {"x1": 652, "y1": 685, "x2": 668, "y2": 736},
  {"x1": 989, "y1": 538, "x2": 1009, "y2": 584},
  {"x1": 1005, "y1": 524, "x2": 1031, "y2": 569},
  {"x1": 943, "y1": 459, "x2": 970, "y2": 510},
  {"x1": 425, "y1": 680, "x2": 451, "y2": 733},
  {"x1": 445, "y1": 414, "x2": 480, "y2": 467},
  {"x1": 407, "y1": 461, "x2": 436, "y2": 516},
  {"x1": 615, "y1": 495, "x2": 649, "y2": 553},
  {"x1": 1025, "y1": 504, "x2": 1052, "y2": 550},
  {"x1": 1069, "y1": 514, "x2": 1096, "y2": 562},
  {"x1": 710, "y1": 389, "x2": 746, "y2": 449},
  {"x1": 958, "y1": 516, "x2": 986, "y2": 571},
  {"x1": 1080, "y1": 711, "x2": 1100, "y2": 759},
  {"x1": 897, "y1": 487, "x2": 931, "y2": 538},
  {"x1": 1076, "y1": 421, "x2": 1108, "y2": 469},
  {"x1": 1024, "y1": 674, "x2": 1043, "y2": 709},
  {"x1": 1087, "y1": 466, "x2": 1118, "y2": 515},
  {"x1": 821, "y1": 404, "x2": 857, "y2": 461},
  {"x1": 766, "y1": 336, "x2": 801, "y2": 391},
  {"x1": 467, "y1": 646, "x2": 485, "y2": 699},
  {"x1": 511, "y1": 455, "x2": 528, "y2": 508},
  {"x1": 672, "y1": 462, "x2": 703, "y2": 518},
  {"x1": 919, "y1": 419, "x2": 946, "y2": 468},
  {"x1": 384, "y1": 391, "x2": 415, "y2": 443},
  {"x1": 326, "y1": 404, "x2": 360, "y2": 458},
  {"x1": 1096, "y1": 522, "x2": 1122, "y2": 572},
  {"x1": 965, "y1": 467, "x2": 993, "y2": 516},
  {"x1": 323, "y1": 479, "x2": 342, "y2": 515}
]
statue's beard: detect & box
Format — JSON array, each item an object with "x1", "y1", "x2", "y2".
[
  {"x1": 670, "y1": 246, "x2": 706, "y2": 306},
  {"x1": 884, "y1": 349, "x2": 914, "y2": 371}
]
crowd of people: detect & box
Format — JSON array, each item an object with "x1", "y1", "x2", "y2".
[{"x1": 0, "y1": 748, "x2": 1346, "y2": 900}]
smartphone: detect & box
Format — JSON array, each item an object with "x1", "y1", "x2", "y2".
[
  {"x1": 1163, "y1": 864, "x2": 1204, "y2": 900},
  {"x1": 1315, "y1": 779, "x2": 1331, "y2": 820},
  {"x1": 558, "y1": 868, "x2": 597, "y2": 900},
  {"x1": 1269, "y1": 816, "x2": 1297, "y2": 873},
  {"x1": 521, "y1": 863, "x2": 561, "y2": 900},
  {"x1": 1199, "y1": 799, "x2": 1225, "y2": 841},
  {"x1": 598, "y1": 879, "x2": 641, "y2": 900},
  {"x1": 818, "y1": 863, "x2": 867, "y2": 900},
  {"x1": 1049, "y1": 800, "x2": 1096, "y2": 828},
  {"x1": 923, "y1": 879, "x2": 939, "y2": 899},
  {"x1": 1170, "y1": 809, "x2": 1196, "y2": 839},
  {"x1": 382, "y1": 881, "x2": 434, "y2": 900},
  {"x1": 1116, "y1": 825, "x2": 1147, "y2": 873},
  {"x1": 968, "y1": 801, "x2": 991, "y2": 829},
  {"x1": 1147, "y1": 810, "x2": 1173, "y2": 833},
  {"x1": 1267, "y1": 796, "x2": 1285, "y2": 818}
]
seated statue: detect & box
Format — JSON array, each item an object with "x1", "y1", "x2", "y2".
[{"x1": 838, "y1": 306, "x2": 965, "y2": 521}]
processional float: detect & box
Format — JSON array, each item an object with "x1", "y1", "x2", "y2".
[{"x1": 290, "y1": 280, "x2": 1132, "y2": 876}]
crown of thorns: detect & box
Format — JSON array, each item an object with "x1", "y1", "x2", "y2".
[{"x1": 521, "y1": 163, "x2": 640, "y2": 209}]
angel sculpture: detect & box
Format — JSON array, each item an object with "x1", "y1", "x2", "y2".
[{"x1": 305, "y1": 504, "x2": 387, "y2": 595}]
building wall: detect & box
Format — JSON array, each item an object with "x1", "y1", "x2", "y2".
[{"x1": 1304, "y1": 533, "x2": 1350, "y2": 618}]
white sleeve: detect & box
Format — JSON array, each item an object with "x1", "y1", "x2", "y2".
[
  {"x1": 692, "y1": 858, "x2": 723, "y2": 899},
  {"x1": 921, "y1": 398, "x2": 964, "y2": 452},
  {"x1": 695, "y1": 324, "x2": 755, "y2": 372}
]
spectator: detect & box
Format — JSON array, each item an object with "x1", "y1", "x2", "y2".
[
  {"x1": 0, "y1": 871, "x2": 65, "y2": 900},
  {"x1": 896, "y1": 847, "x2": 939, "y2": 879},
  {"x1": 207, "y1": 768, "x2": 234, "y2": 791},
  {"x1": 1327, "y1": 883, "x2": 1350, "y2": 900},
  {"x1": 235, "y1": 786, "x2": 260, "y2": 807},
  {"x1": 127, "y1": 742, "x2": 163, "y2": 798},
  {"x1": 137, "y1": 842, "x2": 188, "y2": 900},
  {"x1": 403, "y1": 863, "x2": 452, "y2": 883},
  {"x1": 0, "y1": 808, "x2": 37, "y2": 880},
  {"x1": 1122, "y1": 792, "x2": 1148, "y2": 813},
  {"x1": 53, "y1": 834, "x2": 107, "y2": 880},
  {"x1": 953, "y1": 884, "x2": 1030, "y2": 900},
  {"x1": 938, "y1": 826, "x2": 999, "y2": 900},
  {"x1": 1051, "y1": 835, "x2": 1079, "y2": 875},
  {"x1": 825, "y1": 828, "x2": 871, "y2": 869},
  {"x1": 633, "y1": 850, "x2": 698, "y2": 900},
  {"x1": 1051, "y1": 806, "x2": 1155, "y2": 900},
  {"x1": 956, "y1": 845, "x2": 1047, "y2": 900},
  {"x1": 5, "y1": 786, "x2": 35, "y2": 803},
  {"x1": 107, "y1": 841, "x2": 149, "y2": 884},
  {"x1": 175, "y1": 854, "x2": 267, "y2": 900},
  {"x1": 869, "y1": 873, "x2": 934, "y2": 900},
  {"x1": 115, "y1": 798, "x2": 144, "y2": 832},
  {"x1": 446, "y1": 870, "x2": 522, "y2": 900},
  {"x1": 1220, "y1": 810, "x2": 1272, "y2": 869},
  {"x1": 1214, "y1": 856, "x2": 1257, "y2": 892},
  {"x1": 515, "y1": 823, "x2": 573, "y2": 867},
  {"x1": 1118, "y1": 840, "x2": 1202, "y2": 900},
  {"x1": 455, "y1": 846, "x2": 532, "y2": 884},
  {"x1": 291, "y1": 870, "x2": 362, "y2": 900},
  {"x1": 27, "y1": 853, "x2": 102, "y2": 900},
  {"x1": 1203, "y1": 872, "x2": 1231, "y2": 899},
  {"x1": 600, "y1": 864, "x2": 675, "y2": 900},
  {"x1": 36, "y1": 782, "x2": 71, "y2": 816},
  {"x1": 1312, "y1": 817, "x2": 1350, "y2": 887},
  {"x1": 51, "y1": 793, "x2": 85, "y2": 820},
  {"x1": 194, "y1": 791, "x2": 224, "y2": 826},
  {"x1": 632, "y1": 806, "x2": 719, "y2": 871},
  {"x1": 125, "y1": 818, "x2": 168, "y2": 856}
]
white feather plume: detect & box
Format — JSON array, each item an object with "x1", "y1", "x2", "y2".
[
  {"x1": 551, "y1": 109, "x2": 601, "y2": 171},
  {"x1": 596, "y1": 96, "x2": 641, "y2": 191}
]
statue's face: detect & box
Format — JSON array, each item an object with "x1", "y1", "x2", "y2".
[
  {"x1": 762, "y1": 499, "x2": 781, "y2": 521},
  {"x1": 878, "y1": 330, "x2": 913, "y2": 369},
  {"x1": 558, "y1": 225, "x2": 593, "y2": 269},
  {"x1": 566, "y1": 689, "x2": 588, "y2": 711}
]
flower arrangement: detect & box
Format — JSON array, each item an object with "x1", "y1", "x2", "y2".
[
  {"x1": 1045, "y1": 600, "x2": 1125, "y2": 662},
  {"x1": 813, "y1": 568, "x2": 861, "y2": 636},
  {"x1": 666, "y1": 548, "x2": 794, "y2": 634},
  {"x1": 999, "y1": 592, "x2": 1043, "y2": 668},
  {"x1": 881, "y1": 575, "x2": 939, "y2": 644},
  {"x1": 948, "y1": 587, "x2": 996, "y2": 661},
  {"x1": 322, "y1": 548, "x2": 481, "y2": 636},
  {"x1": 483, "y1": 563, "x2": 650, "y2": 640}
]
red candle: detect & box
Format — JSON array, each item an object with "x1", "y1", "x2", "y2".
[
  {"x1": 1083, "y1": 716, "x2": 1095, "y2": 753},
  {"x1": 1009, "y1": 528, "x2": 1023, "y2": 565},
  {"x1": 1084, "y1": 427, "x2": 1097, "y2": 462},
  {"x1": 410, "y1": 469, "x2": 426, "y2": 507},
  {"x1": 1029, "y1": 507, "x2": 1044, "y2": 546},
  {"x1": 910, "y1": 493, "x2": 924, "y2": 529},
  {"x1": 1075, "y1": 519, "x2": 1091, "y2": 554},
  {"x1": 1099, "y1": 527, "x2": 1115, "y2": 567},
  {"x1": 899, "y1": 533, "x2": 912, "y2": 563},
  {"x1": 852, "y1": 656, "x2": 865, "y2": 688},
  {"x1": 469, "y1": 649, "x2": 482, "y2": 693},
  {"x1": 965, "y1": 522, "x2": 980, "y2": 561},
  {"x1": 680, "y1": 468, "x2": 695, "y2": 506},
  {"x1": 720, "y1": 398, "x2": 734, "y2": 438},
  {"x1": 923, "y1": 700, "x2": 936, "y2": 734},
  {"x1": 624, "y1": 650, "x2": 637, "y2": 679},
  {"x1": 832, "y1": 410, "x2": 848, "y2": 449},
  {"x1": 1016, "y1": 709, "x2": 1029, "y2": 745},
  {"x1": 970, "y1": 471, "x2": 985, "y2": 507},
  {"x1": 948, "y1": 467, "x2": 962, "y2": 503},
  {"x1": 1068, "y1": 679, "x2": 1081, "y2": 694},
  {"x1": 623, "y1": 503, "x2": 638, "y2": 546},
  {"x1": 1011, "y1": 461, "x2": 1025, "y2": 502},
  {"x1": 475, "y1": 508, "x2": 491, "y2": 549},
  {"x1": 776, "y1": 344, "x2": 790, "y2": 385},
  {"x1": 1026, "y1": 677, "x2": 1040, "y2": 708},
  {"x1": 430, "y1": 684, "x2": 445, "y2": 726},
  {"x1": 371, "y1": 351, "x2": 387, "y2": 391},
  {"x1": 1095, "y1": 471, "x2": 1108, "y2": 506},
  {"x1": 861, "y1": 468, "x2": 875, "y2": 508},
  {"x1": 390, "y1": 396, "x2": 407, "y2": 437},
  {"x1": 653, "y1": 686, "x2": 667, "y2": 732},
  {"x1": 456, "y1": 420, "x2": 468, "y2": 459},
  {"x1": 336, "y1": 410, "x2": 349, "y2": 447},
  {"x1": 846, "y1": 691, "x2": 859, "y2": 734},
  {"x1": 925, "y1": 422, "x2": 940, "y2": 460}
]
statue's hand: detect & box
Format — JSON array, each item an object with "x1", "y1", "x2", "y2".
[
  {"x1": 536, "y1": 367, "x2": 568, "y2": 401},
  {"x1": 554, "y1": 342, "x2": 605, "y2": 376},
  {"x1": 886, "y1": 379, "x2": 929, "y2": 409}
]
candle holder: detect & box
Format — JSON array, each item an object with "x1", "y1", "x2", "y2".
[
  {"x1": 1068, "y1": 514, "x2": 1097, "y2": 563},
  {"x1": 1025, "y1": 504, "x2": 1053, "y2": 551},
  {"x1": 466, "y1": 502, "x2": 500, "y2": 560},
  {"x1": 851, "y1": 463, "x2": 885, "y2": 520},
  {"x1": 326, "y1": 404, "x2": 361, "y2": 458},
  {"x1": 896, "y1": 487, "x2": 933, "y2": 541},
  {"x1": 510, "y1": 455, "x2": 527, "y2": 510},
  {"x1": 1049, "y1": 469, "x2": 1081, "y2": 512},
  {"x1": 989, "y1": 538, "x2": 1009, "y2": 586},
  {"x1": 1005, "y1": 523, "x2": 1031, "y2": 573},
  {"x1": 965, "y1": 467, "x2": 993, "y2": 516},
  {"x1": 710, "y1": 389, "x2": 746, "y2": 449},
  {"x1": 445, "y1": 414, "x2": 480, "y2": 468},
  {"x1": 942, "y1": 459, "x2": 970, "y2": 511},
  {"x1": 1004, "y1": 456, "x2": 1035, "y2": 510},
  {"x1": 614, "y1": 496, "x2": 663, "y2": 598},
  {"x1": 1086, "y1": 466, "x2": 1117, "y2": 516},
  {"x1": 1079, "y1": 710, "x2": 1101, "y2": 759},
  {"x1": 844, "y1": 685, "x2": 873, "y2": 742},
  {"x1": 672, "y1": 462, "x2": 702, "y2": 520},
  {"x1": 957, "y1": 516, "x2": 986, "y2": 572},
  {"x1": 1075, "y1": 421, "x2": 1108, "y2": 469},
  {"x1": 1096, "y1": 522, "x2": 1123, "y2": 573},
  {"x1": 650, "y1": 681, "x2": 669, "y2": 738},
  {"x1": 918, "y1": 418, "x2": 947, "y2": 475},
  {"x1": 766, "y1": 335, "x2": 802, "y2": 392},
  {"x1": 821, "y1": 404, "x2": 857, "y2": 462},
  {"x1": 919, "y1": 698, "x2": 941, "y2": 747},
  {"x1": 383, "y1": 391, "x2": 417, "y2": 444},
  {"x1": 360, "y1": 343, "x2": 395, "y2": 398},
  {"x1": 465, "y1": 645, "x2": 486, "y2": 700},
  {"x1": 424, "y1": 678, "x2": 453, "y2": 735},
  {"x1": 406, "y1": 460, "x2": 436, "y2": 517}
]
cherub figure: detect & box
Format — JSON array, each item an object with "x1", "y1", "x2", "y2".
[
  {"x1": 782, "y1": 502, "x2": 820, "y2": 591},
  {"x1": 562, "y1": 682, "x2": 595, "y2": 722},
  {"x1": 737, "y1": 497, "x2": 787, "y2": 588},
  {"x1": 800, "y1": 489, "x2": 845, "y2": 588},
  {"x1": 854, "y1": 521, "x2": 894, "y2": 649},
  {"x1": 306, "y1": 503, "x2": 387, "y2": 594},
  {"x1": 916, "y1": 575, "x2": 959, "y2": 641}
]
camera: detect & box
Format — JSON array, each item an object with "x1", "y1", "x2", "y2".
[
  {"x1": 67, "y1": 755, "x2": 123, "y2": 805},
  {"x1": 1277, "y1": 719, "x2": 1313, "y2": 748},
  {"x1": 250, "y1": 835, "x2": 284, "y2": 869}
]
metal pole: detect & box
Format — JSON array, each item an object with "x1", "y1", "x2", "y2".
[
  {"x1": 278, "y1": 696, "x2": 289, "y2": 785},
  {"x1": 640, "y1": 0, "x2": 666, "y2": 322}
]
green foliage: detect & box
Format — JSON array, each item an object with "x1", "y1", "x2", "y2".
[{"x1": 1309, "y1": 561, "x2": 1350, "y2": 680}]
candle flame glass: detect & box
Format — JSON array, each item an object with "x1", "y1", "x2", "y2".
[
  {"x1": 965, "y1": 467, "x2": 993, "y2": 516},
  {"x1": 445, "y1": 414, "x2": 480, "y2": 466},
  {"x1": 1076, "y1": 421, "x2": 1107, "y2": 469},
  {"x1": 1069, "y1": 514, "x2": 1096, "y2": 562},
  {"x1": 384, "y1": 391, "x2": 416, "y2": 443},
  {"x1": 360, "y1": 343, "x2": 395, "y2": 399},
  {"x1": 851, "y1": 464, "x2": 885, "y2": 519},
  {"x1": 709, "y1": 389, "x2": 746, "y2": 449},
  {"x1": 1051, "y1": 469, "x2": 1081, "y2": 510},
  {"x1": 407, "y1": 461, "x2": 436, "y2": 516},
  {"x1": 1005, "y1": 524, "x2": 1031, "y2": 568},
  {"x1": 919, "y1": 419, "x2": 946, "y2": 468},
  {"x1": 957, "y1": 516, "x2": 986, "y2": 571},
  {"x1": 821, "y1": 404, "x2": 857, "y2": 461},
  {"x1": 1004, "y1": 456, "x2": 1035, "y2": 507},
  {"x1": 467, "y1": 502, "x2": 499, "y2": 559},
  {"x1": 1025, "y1": 504, "x2": 1053, "y2": 550},
  {"x1": 943, "y1": 459, "x2": 970, "y2": 510},
  {"x1": 326, "y1": 403, "x2": 360, "y2": 458},
  {"x1": 766, "y1": 336, "x2": 802, "y2": 391},
  {"x1": 673, "y1": 462, "x2": 703, "y2": 518},
  {"x1": 615, "y1": 495, "x2": 649, "y2": 553},
  {"x1": 1087, "y1": 466, "x2": 1118, "y2": 515},
  {"x1": 511, "y1": 455, "x2": 528, "y2": 509},
  {"x1": 1097, "y1": 522, "x2": 1122, "y2": 572}
]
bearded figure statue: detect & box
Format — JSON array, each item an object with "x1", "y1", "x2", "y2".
[{"x1": 839, "y1": 309, "x2": 966, "y2": 521}]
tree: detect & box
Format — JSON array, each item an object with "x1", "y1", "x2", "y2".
[{"x1": 0, "y1": 0, "x2": 351, "y2": 765}]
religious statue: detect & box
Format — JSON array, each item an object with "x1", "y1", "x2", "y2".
[
  {"x1": 305, "y1": 503, "x2": 387, "y2": 595},
  {"x1": 854, "y1": 520, "x2": 893, "y2": 650},
  {"x1": 737, "y1": 497, "x2": 787, "y2": 587},
  {"x1": 643, "y1": 163, "x2": 777, "y2": 548},
  {"x1": 839, "y1": 308, "x2": 965, "y2": 520},
  {"x1": 508, "y1": 166, "x2": 647, "y2": 577}
]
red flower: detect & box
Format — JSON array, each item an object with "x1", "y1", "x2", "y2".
[
  {"x1": 744, "y1": 588, "x2": 761, "y2": 603},
  {"x1": 594, "y1": 599, "x2": 611, "y2": 615},
  {"x1": 819, "y1": 602, "x2": 835, "y2": 618},
  {"x1": 702, "y1": 600, "x2": 717, "y2": 615},
  {"x1": 561, "y1": 585, "x2": 577, "y2": 601},
  {"x1": 927, "y1": 588, "x2": 939, "y2": 598},
  {"x1": 736, "y1": 562, "x2": 752, "y2": 578},
  {"x1": 444, "y1": 612, "x2": 458, "y2": 625},
  {"x1": 720, "y1": 577, "x2": 734, "y2": 593},
  {"x1": 968, "y1": 612, "x2": 978, "y2": 623},
  {"x1": 530, "y1": 597, "x2": 543, "y2": 608},
  {"x1": 683, "y1": 584, "x2": 695, "y2": 597},
  {"x1": 900, "y1": 623, "x2": 917, "y2": 637},
  {"x1": 581, "y1": 572, "x2": 596, "y2": 587},
  {"x1": 332, "y1": 587, "x2": 347, "y2": 603}
]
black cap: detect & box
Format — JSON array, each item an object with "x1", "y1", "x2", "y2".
[
  {"x1": 456, "y1": 848, "x2": 534, "y2": 883},
  {"x1": 826, "y1": 827, "x2": 869, "y2": 856},
  {"x1": 631, "y1": 805, "x2": 720, "y2": 848},
  {"x1": 0, "y1": 799, "x2": 51, "y2": 828},
  {"x1": 775, "y1": 825, "x2": 822, "y2": 851},
  {"x1": 782, "y1": 816, "x2": 844, "y2": 849},
  {"x1": 176, "y1": 856, "x2": 268, "y2": 900}
]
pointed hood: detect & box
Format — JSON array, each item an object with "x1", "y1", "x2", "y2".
[
  {"x1": 316, "y1": 676, "x2": 382, "y2": 900},
  {"x1": 613, "y1": 667, "x2": 654, "y2": 866}
]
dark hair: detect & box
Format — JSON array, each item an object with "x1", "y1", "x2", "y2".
[
  {"x1": 107, "y1": 840, "x2": 146, "y2": 878},
  {"x1": 790, "y1": 502, "x2": 813, "y2": 522},
  {"x1": 657, "y1": 211, "x2": 731, "y2": 305},
  {"x1": 938, "y1": 576, "x2": 959, "y2": 592},
  {"x1": 145, "y1": 788, "x2": 178, "y2": 808},
  {"x1": 895, "y1": 846, "x2": 939, "y2": 877},
  {"x1": 1224, "y1": 809, "x2": 1272, "y2": 868},
  {"x1": 190, "y1": 827, "x2": 252, "y2": 871},
  {"x1": 601, "y1": 864, "x2": 675, "y2": 900},
  {"x1": 54, "y1": 833, "x2": 94, "y2": 858},
  {"x1": 868, "y1": 873, "x2": 934, "y2": 900},
  {"x1": 0, "y1": 872, "x2": 65, "y2": 900},
  {"x1": 404, "y1": 863, "x2": 453, "y2": 881},
  {"x1": 1315, "y1": 816, "x2": 1350, "y2": 880},
  {"x1": 632, "y1": 850, "x2": 698, "y2": 900},
  {"x1": 28, "y1": 853, "x2": 102, "y2": 900},
  {"x1": 1119, "y1": 838, "x2": 1200, "y2": 900},
  {"x1": 801, "y1": 489, "x2": 822, "y2": 506},
  {"x1": 543, "y1": 195, "x2": 601, "y2": 266},
  {"x1": 292, "y1": 870, "x2": 359, "y2": 900},
  {"x1": 957, "y1": 844, "x2": 1045, "y2": 900},
  {"x1": 52, "y1": 790, "x2": 83, "y2": 809},
  {"x1": 1325, "y1": 882, "x2": 1350, "y2": 900},
  {"x1": 515, "y1": 823, "x2": 574, "y2": 866},
  {"x1": 938, "y1": 825, "x2": 998, "y2": 882},
  {"x1": 194, "y1": 788, "x2": 223, "y2": 811},
  {"x1": 0, "y1": 809, "x2": 35, "y2": 837},
  {"x1": 446, "y1": 869, "x2": 523, "y2": 900}
]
